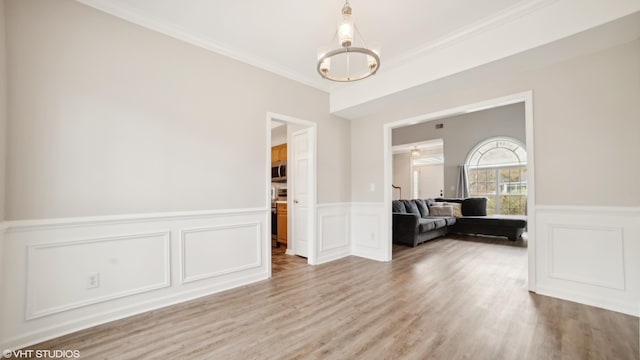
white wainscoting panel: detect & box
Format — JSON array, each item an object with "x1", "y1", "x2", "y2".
[
  {"x1": 350, "y1": 203, "x2": 390, "y2": 262},
  {"x1": 535, "y1": 206, "x2": 640, "y2": 316},
  {"x1": 316, "y1": 203, "x2": 350, "y2": 264},
  {"x1": 26, "y1": 232, "x2": 171, "y2": 319},
  {"x1": 1, "y1": 208, "x2": 269, "y2": 351},
  {"x1": 181, "y1": 223, "x2": 262, "y2": 283}
]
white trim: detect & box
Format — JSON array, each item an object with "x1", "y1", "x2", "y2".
[
  {"x1": 349, "y1": 202, "x2": 386, "y2": 207},
  {"x1": 266, "y1": 112, "x2": 318, "y2": 266},
  {"x1": 74, "y1": 0, "x2": 559, "y2": 96},
  {"x1": 350, "y1": 202, "x2": 388, "y2": 262},
  {"x1": 3, "y1": 271, "x2": 267, "y2": 352},
  {"x1": 383, "y1": 91, "x2": 536, "y2": 290},
  {"x1": 535, "y1": 205, "x2": 640, "y2": 214},
  {"x1": 25, "y1": 231, "x2": 171, "y2": 320},
  {"x1": 179, "y1": 223, "x2": 262, "y2": 284},
  {"x1": 1, "y1": 208, "x2": 269, "y2": 351},
  {"x1": 316, "y1": 203, "x2": 350, "y2": 264},
  {"x1": 316, "y1": 202, "x2": 351, "y2": 208},
  {"x1": 534, "y1": 205, "x2": 639, "y2": 316},
  {"x1": 523, "y1": 91, "x2": 537, "y2": 292},
  {"x1": 4, "y1": 207, "x2": 267, "y2": 233},
  {"x1": 75, "y1": 0, "x2": 329, "y2": 93},
  {"x1": 547, "y1": 224, "x2": 625, "y2": 290},
  {"x1": 330, "y1": 0, "x2": 640, "y2": 113},
  {"x1": 464, "y1": 136, "x2": 527, "y2": 167},
  {"x1": 385, "y1": 0, "x2": 559, "y2": 69}
]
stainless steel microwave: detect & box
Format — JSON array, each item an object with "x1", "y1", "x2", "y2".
[{"x1": 271, "y1": 162, "x2": 286, "y2": 182}]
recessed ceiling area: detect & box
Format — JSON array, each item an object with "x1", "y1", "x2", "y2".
[{"x1": 77, "y1": 0, "x2": 640, "y2": 115}]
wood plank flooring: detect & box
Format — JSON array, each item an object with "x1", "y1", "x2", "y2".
[
  {"x1": 26, "y1": 237, "x2": 639, "y2": 359},
  {"x1": 271, "y1": 245, "x2": 308, "y2": 274}
]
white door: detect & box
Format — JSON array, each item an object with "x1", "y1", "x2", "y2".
[{"x1": 292, "y1": 129, "x2": 309, "y2": 258}]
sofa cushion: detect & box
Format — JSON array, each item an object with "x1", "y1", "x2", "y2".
[
  {"x1": 402, "y1": 200, "x2": 421, "y2": 216},
  {"x1": 414, "y1": 199, "x2": 430, "y2": 217},
  {"x1": 418, "y1": 219, "x2": 438, "y2": 232},
  {"x1": 456, "y1": 215, "x2": 526, "y2": 228},
  {"x1": 430, "y1": 218, "x2": 447, "y2": 229},
  {"x1": 462, "y1": 198, "x2": 488, "y2": 216},
  {"x1": 392, "y1": 200, "x2": 406, "y2": 213},
  {"x1": 426, "y1": 216, "x2": 456, "y2": 226}
]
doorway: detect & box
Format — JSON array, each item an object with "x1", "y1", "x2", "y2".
[
  {"x1": 383, "y1": 91, "x2": 536, "y2": 291},
  {"x1": 392, "y1": 139, "x2": 445, "y2": 200},
  {"x1": 266, "y1": 113, "x2": 317, "y2": 277}
]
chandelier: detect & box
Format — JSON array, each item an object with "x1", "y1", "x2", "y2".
[
  {"x1": 317, "y1": 1, "x2": 380, "y2": 82},
  {"x1": 411, "y1": 147, "x2": 421, "y2": 157}
]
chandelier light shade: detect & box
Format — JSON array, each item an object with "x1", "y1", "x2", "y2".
[
  {"x1": 317, "y1": 1, "x2": 380, "y2": 82},
  {"x1": 411, "y1": 147, "x2": 421, "y2": 157}
]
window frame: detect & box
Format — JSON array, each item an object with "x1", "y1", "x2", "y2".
[{"x1": 465, "y1": 137, "x2": 527, "y2": 215}]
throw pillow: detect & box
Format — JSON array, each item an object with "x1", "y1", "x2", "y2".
[
  {"x1": 430, "y1": 206, "x2": 454, "y2": 217},
  {"x1": 443, "y1": 202, "x2": 462, "y2": 217},
  {"x1": 462, "y1": 197, "x2": 488, "y2": 216}
]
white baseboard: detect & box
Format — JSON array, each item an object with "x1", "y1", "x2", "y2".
[
  {"x1": 534, "y1": 205, "x2": 640, "y2": 316},
  {"x1": 4, "y1": 202, "x2": 636, "y2": 351},
  {"x1": 1, "y1": 208, "x2": 270, "y2": 351}
]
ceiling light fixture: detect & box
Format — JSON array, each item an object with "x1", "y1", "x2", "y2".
[
  {"x1": 411, "y1": 147, "x2": 421, "y2": 157},
  {"x1": 317, "y1": 1, "x2": 380, "y2": 82}
]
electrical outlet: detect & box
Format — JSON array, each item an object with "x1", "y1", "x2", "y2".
[{"x1": 87, "y1": 272, "x2": 100, "y2": 289}]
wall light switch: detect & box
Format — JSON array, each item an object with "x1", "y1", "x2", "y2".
[{"x1": 369, "y1": 183, "x2": 375, "y2": 192}]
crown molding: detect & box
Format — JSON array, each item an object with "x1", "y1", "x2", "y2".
[
  {"x1": 76, "y1": 0, "x2": 560, "y2": 96},
  {"x1": 385, "y1": 0, "x2": 559, "y2": 69},
  {"x1": 330, "y1": 0, "x2": 640, "y2": 114},
  {"x1": 75, "y1": 0, "x2": 331, "y2": 93}
]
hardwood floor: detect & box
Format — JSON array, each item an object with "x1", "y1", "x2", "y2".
[
  {"x1": 26, "y1": 237, "x2": 639, "y2": 359},
  {"x1": 271, "y1": 244, "x2": 308, "y2": 274}
]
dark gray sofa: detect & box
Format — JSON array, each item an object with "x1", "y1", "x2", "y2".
[
  {"x1": 392, "y1": 199, "x2": 456, "y2": 247},
  {"x1": 392, "y1": 198, "x2": 527, "y2": 247},
  {"x1": 434, "y1": 198, "x2": 527, "y2": 241}
]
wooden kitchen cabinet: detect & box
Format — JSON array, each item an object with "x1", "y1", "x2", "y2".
[
  {"x1": 276, "y1": 203, "x2": 287, "y2": 246},
  {"x1": 271, "y1": 144, "x2": 287, "y2": 163}
]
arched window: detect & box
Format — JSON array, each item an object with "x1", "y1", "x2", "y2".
[{"x1": 466, "y1": 138, "x2": 527, "y2": 215}]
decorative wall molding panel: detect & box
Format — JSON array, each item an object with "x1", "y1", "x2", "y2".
[
  {"x1": 350, "y1": 203, "x2": 390, "y2": 262},
  {"x1": 26, "y1": 232, "x2": 171, "y2": 320},
  {"x1": 316, "y1": 203, "x2": 350, "y2": 264},
  {"x1": 535, "y1": 205, "x2": 640, "y2": 316},
  {"x1": 180, "y1": 223, "x2": 262, "y2": 284},
  {"x1": 1, "y1": 208, "x2": 269, "y2": 351}
]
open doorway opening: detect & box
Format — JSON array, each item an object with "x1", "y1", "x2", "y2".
[
  {"x1": 392, "y1": 139, "x2": 444, "y2": 200},
  {"x1": 267, "y1": 113, "x2": 317, "y2": 277},
  {"x1": 384, "y1": 91, "x2": 536, "y2": 291}
]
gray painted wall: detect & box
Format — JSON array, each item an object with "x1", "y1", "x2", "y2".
[
  {"x1": 392, "y1": 103, "x2": 525, "y2": 197},
  {"x1": 4, "y1": 0, "x2": 351, "y2": 220},
  {"x1": 350, "y1": 25, "x2": 640, "y2": 207}
]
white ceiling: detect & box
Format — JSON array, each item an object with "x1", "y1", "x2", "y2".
[
  {"x1": 77, "y1": 0, "x2": 640, "y2": 115},
  {"x1": 77, "y1": 0, "x2": 525, "y2": 87}
]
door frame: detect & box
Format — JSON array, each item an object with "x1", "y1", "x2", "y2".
[
  {"x1": 383, "y1": 91, "x2": 536, "y2": 292},
  {"x1": 266, "y1": 112, "x2": 318, "y2": 275}
]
